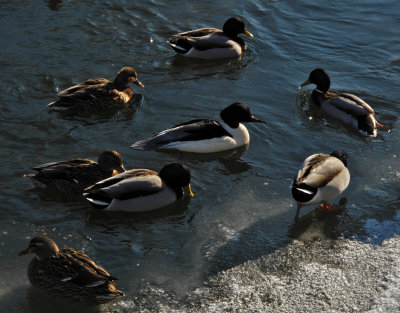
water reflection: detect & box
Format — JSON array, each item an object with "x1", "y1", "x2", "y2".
[
  {"x1": 45, "y1": 0, "x2": 63, "y2": 11},
  {"x1": 85, "y1": 198, "x2": 190, "y2": 228},
  {"x1": 167, "y1": 54, "x2": 251, "y2": 81},
  {"x1": 289, "y1": 197, "x2": 348, "y2": 241}
]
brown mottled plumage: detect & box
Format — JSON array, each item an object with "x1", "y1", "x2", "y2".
[
  {"x1": 48, "y1": 67, "x2": 144, "y2": 112},
  {"x1": 19, "y1": 236, "x2": 124, "y2": 305},
  {"x1": 24, "y1": 150, "x2": 125, "y2": 194}
]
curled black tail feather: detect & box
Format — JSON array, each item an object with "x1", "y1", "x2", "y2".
[
  {"x1": 291, "y1": 183, "x2": 317, "y2": 203},
  {"x1": 168, "y1": 37, "x2": 193, "y2": 54}
]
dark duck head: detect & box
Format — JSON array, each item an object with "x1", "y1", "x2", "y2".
[
  {"x1": 220, "y1": 102, "x2": 268, "y2": 128},
  {"x1": 222, "y1": 16, "x2": 253, "y2": 39},
  {"x1": 159, "y1": 163, "x2": 194, "y2": 199},
  {"x1": 18, "y1": 236, "x2": 60, "y2": 260},
  {"x1": 300, "y1": 68, "x2": 331, "y2": 94},
  {"x1": 330, "y1": 150, "x2": 349, "y2": 167},
  {"x1": 113, "y1": 67, "x2": 144, "y2": 91},
  {"x1": 98, "y1": 150, "x2": 125, "y2": 175}
]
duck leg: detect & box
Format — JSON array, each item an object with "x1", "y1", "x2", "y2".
[{"x1": 294, "y1": 203, "x2": 302, "y2": 222}]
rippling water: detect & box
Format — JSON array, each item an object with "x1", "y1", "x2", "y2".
[{"x1": 1, "y1": 0, "x2": 399, "y2": 311}]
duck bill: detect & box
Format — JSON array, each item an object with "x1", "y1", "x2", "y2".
[
  {"x1": 117, "y1": 164, "x2": 126, "y2": 174},
  {"x1": 249, "y1": 115, "x2": 268, "y2": 124},
  {"x1": 243, "y1": 28, "x2": 253, "y2": 38},
  {"x1": 18, "y1": 248, "x2": 32, "y2": 257},
  {"x1": 300, "y1": 79, "x2": 311, "y2": 88},
  {"x1": 185, "y1": 184, "x2": 195, "y2": 198},
  {"x1": 134, "y1": 80, "x2": 145, "y2": 88}
]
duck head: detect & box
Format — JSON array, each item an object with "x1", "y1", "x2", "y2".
[
  {"x1": 113, "y1": 67, "x2": 144, "y2": 90},
  {"x1": 330, "y1": 150, "x2": 349, "y2": 167},
  {"x1": 223, "y1": 17, "x2": 253, "y2": 38},
  {"x1": 220, "y1": 102, "x2": 268, "y2": 128},
  {"x1": 300, "y1": 68, "x2": 331, "y2": 93},
  {"x1": 98, "y1": 150, "x2": 125, "y2": 175},
  {"x1": 159, "y1": 163, "x2": 194, "y2": 199},
  {"x1": 18, "y1": 236, "x2": 60, "y2": 260}
]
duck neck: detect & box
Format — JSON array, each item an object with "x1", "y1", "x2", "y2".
[
  {"x1": 222, "y1": 119, "x2": 240, "y2": 129},
  {"x1": 113, "y1": 77, "x2": 129, "y2": 91}
]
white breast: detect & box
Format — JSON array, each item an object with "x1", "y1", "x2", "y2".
[{"x1": 162, "y1": 123, "x2": 250, "y2": 153}]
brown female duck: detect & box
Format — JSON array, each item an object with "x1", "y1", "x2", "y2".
[
  {"x1": 24, "y1": 150, "x2": 125, "y2": 194},
  {"x1": 19, "y1": 236, "x2": 124, "y2": 305},
  {"x1": 48, "y1": 67, "x2": 144, "y2": 112}
]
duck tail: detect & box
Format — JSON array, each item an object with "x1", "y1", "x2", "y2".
[
  {"x1": 168, "y1": 37, "x2": 192, "y2": 54},
  {"x1": 83, "y1": 191, "x2": 112, "y2": 209},
  {"x1": 131, "y1": 138, "x2": 163, "y2": 151},
  {"x1": 291, "y1": 182, "x2": 317, "y2": 203}
]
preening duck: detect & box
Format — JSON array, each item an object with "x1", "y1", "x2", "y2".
[
  {"x1": 24, "y1": 150, "x2": 125, "y2": 194},
  {"x1": 300, "y1": 68, "x2": 381, "y2": 137},
  {"x1": 291, "y1": 150, "x2": 350, "y2": 220},
  {"x1": 83, "y1": 163, "x2": 194, "y2": 212},
  {"x1": 131, "y1": 102, "x2": 267, "y2": 153},
  {"x1": 48, "y1": 67, "x2": 144, "y2": 112},
  {"x1": 18, "y1": 236, "x2": 124, "y2": 305},
  {"x1": 168, "y1": 16, "x2": 253, "y2": 59}
]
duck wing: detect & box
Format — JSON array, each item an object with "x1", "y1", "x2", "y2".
[
  {"x1": 84, "y1": 169, "x2": 161, "y2": 201},
  {"x1": 57, "y1": 78, "x2": 112, "y2": 100},
  {"x1": 327, "y1": 93, "x2": 374, "y2": 117},
  {"x1": 38, "y1": 248, "x2": 116, "y2": 288},
  {"x1": 31, "y1": 159, "x2": 95, "y2": 172},
  {"x1": 131, "y1": 119, "x2": 231, "y2": 150},
  {"x1": 294, "y1": 154, "x2": 344, "y2": 188},
  {"x1": 169, "y1": 28, "x2": 231, "y2": 52},
  {"x1": 27, "y1": 159, "x2": 97, "y2": 183}
]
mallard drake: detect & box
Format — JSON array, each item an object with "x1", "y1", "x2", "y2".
[
  {"x1": 48, "y1": 67, "x2": 144, "y2": 111},
  {"x1": 168, "y1": 16, "x2": 253, "y2": 59},
  {"x1": 24, "y1": 150, "x2": 125, "y2": 194},
  {"x1": 131, "y1": 102, "x2": 267, "y2": 153},
  {"x1": 291, "y1": 150, "x2": 350, "y2": 220},
  {"x1": 83, "y1": 163, "x2": 194, "y2": 212},
  {"x1": 18, "y1": 236, "x2": 124, "y2": 305},
  {"x1": 300, "y1": 68, "x2": 382, "y2": 137}
]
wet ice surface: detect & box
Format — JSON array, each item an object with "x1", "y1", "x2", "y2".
[{"x1": 111, "y1": 210, "x2": 400, "y2": 312}]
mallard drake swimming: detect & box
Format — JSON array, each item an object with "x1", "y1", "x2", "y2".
[
  {"x1": 48, "y1": 67, "x2": 144, "y2": 112},
  {"x1": 300, "y1": 68, "x2": 382, "y2": 137},
  {"x1": 131, "y1": 102, "x2": 267, "y2": 153},
  {"x1": 18, "y1": 236, "x2": 124, "y2": 305},
  {"x1": 291, "y1": 150, "x2": 350, "y2": 220},
  {"x1": 168, "y1": 16, "x2": 253, "y2": 59},
  {"x1": 24, "y1": 150, "x2": 125, "y2": 194},
  {"x1": 83, "y1": 162, "x2": 194, "y2": 212}
]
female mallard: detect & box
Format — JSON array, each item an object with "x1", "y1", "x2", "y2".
[
  {"x1": 24, "y1": 150, "x2": 125, "y2": 194},
  {"x1": 83, "y1": 163, "x2": 194, "y2": 212},
  {"x1": 131, "y1": 102, "x2": 267, "y2": 153},
  {"x1": 168, "y1": 16, "x2": 253, "y2": 59},
  {"x1": 48, "y1": 67, "x2": 144, "y2": 112},
  {"x1": 18, "y1": 236, "x2": 124, "y2": 305},
  {"x1": 291, "y1": 150, "x2": 350, "y2": 220},
  {"x1": 300, "y1": 68, "x2": 382, "y2": 137}
]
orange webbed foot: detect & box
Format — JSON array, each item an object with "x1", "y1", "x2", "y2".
[{"x1": 319, "y1": 202, "x2": 339, "y2": 212}]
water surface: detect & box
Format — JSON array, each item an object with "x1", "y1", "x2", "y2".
[{"x1": 1, "y1": 0, "x2": 399, "y2": 311}]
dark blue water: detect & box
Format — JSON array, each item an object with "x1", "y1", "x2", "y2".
[{"x1": 1, "y1": 0, "x2": 399, "y2": 311}]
